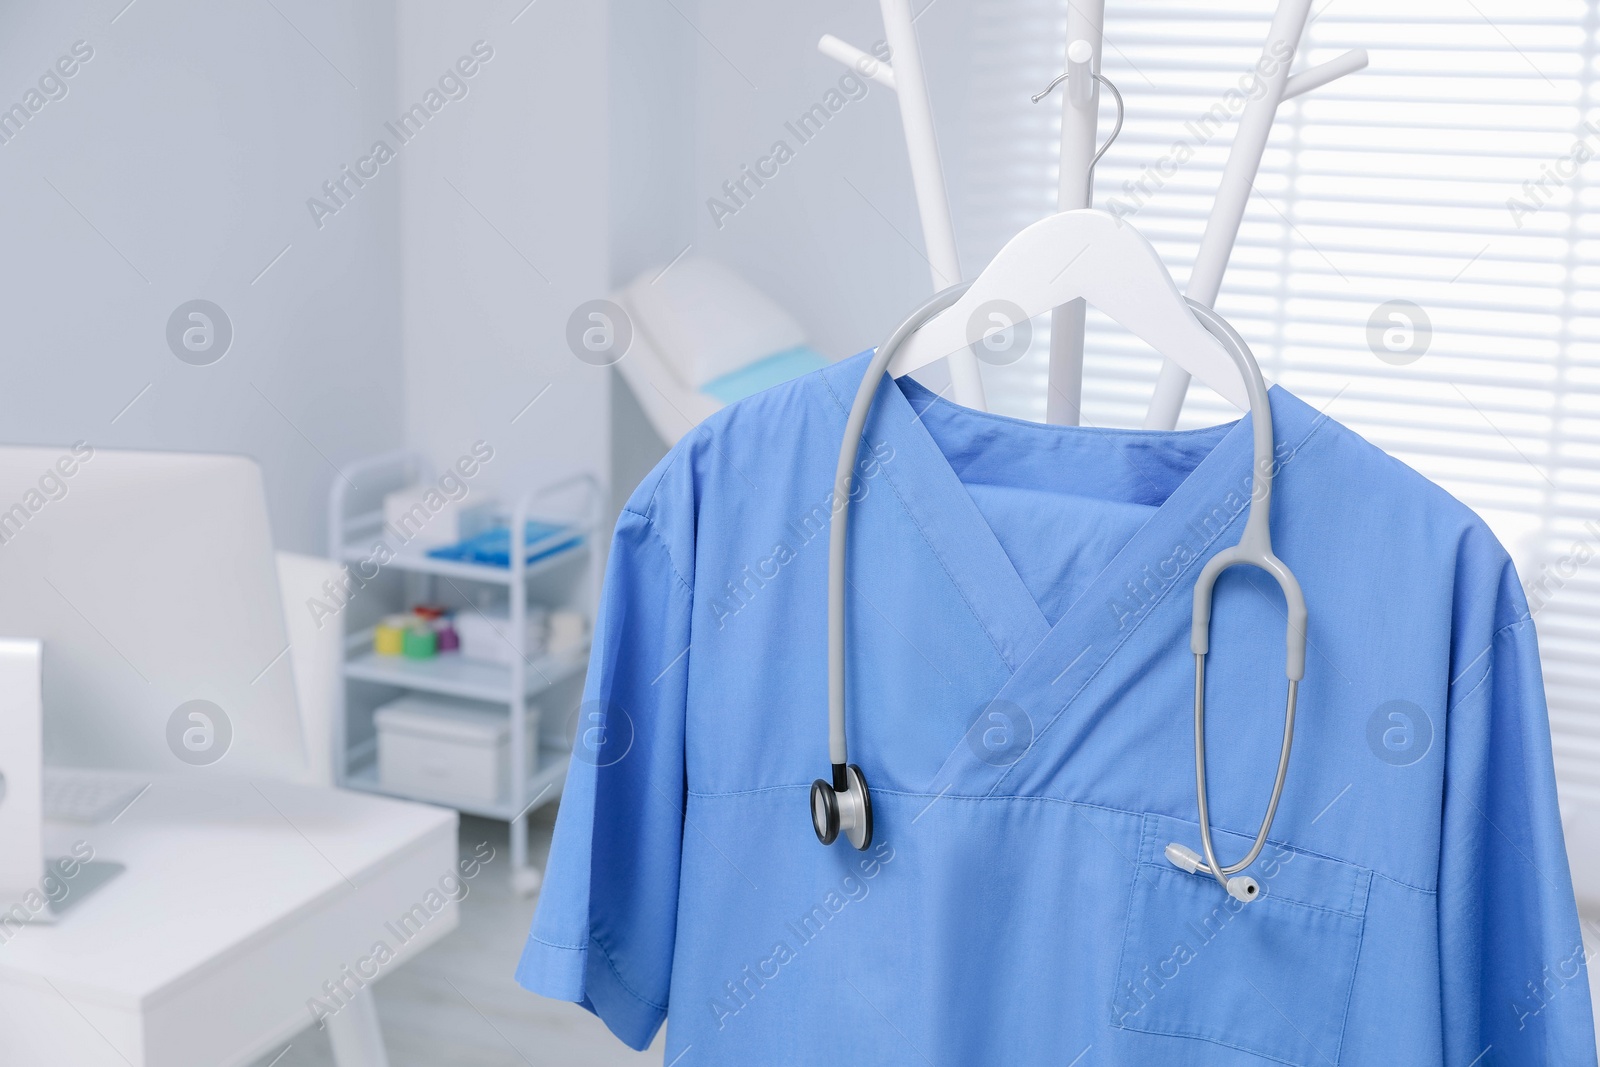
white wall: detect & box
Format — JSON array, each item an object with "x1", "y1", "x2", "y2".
[
  {"x1": 606, "y1": 0, "x2": 697, "y2": 509},
  {"x1": 609, "y1": 0, "x2": 696, "y2": 288},
  {"x1": 397, "y1": 0, "x2": 610, "y2": 508},
  {"x1": 4, "y1": 0, "x2": 958, "y2": 550},
  {"x1": 682, "y1": 0, "x2": 982, "y2": 366},
  {"x1": 602, "y1": 1, "x2": 990, "y2": 502},
  {"x1": 0, "y1": 0, "x2": 403, "y2": 554}
]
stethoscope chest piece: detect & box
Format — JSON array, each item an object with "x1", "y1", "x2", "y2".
[{"x1": 811, "y1": 764, "x2": 873, "y2": 850}]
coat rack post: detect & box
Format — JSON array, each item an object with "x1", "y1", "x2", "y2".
[
  {"x1": 820, "y1": 2, "x2": 986, "y2": 410},
  {"x1": 1143, "y1": 0, "x2": 1315, "y2": 430},
  {"x1": 1045, "y1": 3, "x2": 1107, "y2": 426}
]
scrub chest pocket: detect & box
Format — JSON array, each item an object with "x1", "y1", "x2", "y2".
[{"x1": 1112, "y1": 813, "x2": 1372, "y2": 1066}]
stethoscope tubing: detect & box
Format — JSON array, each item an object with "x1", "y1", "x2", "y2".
[
  {"x1": 822, "y1": 286, "x2": 1307, "y2": 903},
  {"x1": 827, "y1": 282, "x2": 973, "y2": 779}
]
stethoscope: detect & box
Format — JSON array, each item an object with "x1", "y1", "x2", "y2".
[{"x1": 809, "y1": 283, "x2": 1308, "y2": 905}]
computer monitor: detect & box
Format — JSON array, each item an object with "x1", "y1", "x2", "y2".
[{"x1": 0, "y1": 445, "x2": 308, "y2": 780}]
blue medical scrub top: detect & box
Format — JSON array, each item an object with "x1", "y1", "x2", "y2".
[{"x1": 517, "y1": 353, "x2": 1597, "y2": 1066}]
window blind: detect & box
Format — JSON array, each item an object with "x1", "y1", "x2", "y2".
[{"x1": 959, "y1": 0, "x2": 1600, "y2": 805}]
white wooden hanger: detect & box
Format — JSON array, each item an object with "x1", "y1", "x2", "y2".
[{"x1": 889, "y1": 208, "x2": 1253, "y2": 411}]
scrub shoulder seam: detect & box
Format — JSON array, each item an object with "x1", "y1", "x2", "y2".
[
  {"x1": 626, "y1": 435, "x2": 694, "y2": 520},
  {"x1": 1447, "y1": 613, "x2": 1532, "y2": 712},
  {"x1": 619, "y1": 505, "x2": 694, "y2": 595}
]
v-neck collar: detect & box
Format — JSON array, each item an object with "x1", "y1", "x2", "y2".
[
  {"x1": 822, "y1": 355, "x2": 1331, "y2": 797},
  {"x1": 828, "y1": 357, "x2": 1257, "y2": 674},
  {"x1": 860, "y1": 373, "x2": 1056, "y2": 673},
  {"x1": 906, "y1": 382, "x2": 1329, "y2": 799}
]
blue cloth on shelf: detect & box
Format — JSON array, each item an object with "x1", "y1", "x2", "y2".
[
  {"x1": 426, "y1": 521, "x2": 582, "y2": 568},
  {"x1": 697, "y1": 345, "x2": 830, "y2": 404}
]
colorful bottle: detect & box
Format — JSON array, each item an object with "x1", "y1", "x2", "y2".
[
  {"x1": 434, "y1": 614, "x2": 460, "y2": 653},
  {"x1": 374, "y1": 615, "x2": 407, "y2": 656},
  {"x1": 402, "y1": 624, "x2": 438, "y2": 659}
]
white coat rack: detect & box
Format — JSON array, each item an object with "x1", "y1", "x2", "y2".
[
  {"x1": 819, "y1": 0, "x2": 985, "y2": 412},
  {"x1": 820, "y1": 0, "x2": 1368, "y2": 428}
]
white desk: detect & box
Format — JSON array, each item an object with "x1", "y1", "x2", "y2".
[{"x1": 0, "y1": 775, "x2": 459, "y2": 1067}]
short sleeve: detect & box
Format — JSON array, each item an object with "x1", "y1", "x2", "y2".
[
  {"x1": 1438, "y1": 591, "x2": 1598, "y2": 1064},
  {"x1": 514, "y1": 504, "x2": 691, "y2": 1050}
]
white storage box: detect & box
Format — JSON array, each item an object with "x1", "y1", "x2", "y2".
[
  {"x1": 374, "y1": 695, "x2": 534, "y2": 804},
  {"x1": 457, "y1": 606, "x2": 547, "y2": 666}
]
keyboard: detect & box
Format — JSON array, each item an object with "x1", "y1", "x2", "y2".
[{"x1": 43, "y1": 768, "x2": 149, "y2": 823}]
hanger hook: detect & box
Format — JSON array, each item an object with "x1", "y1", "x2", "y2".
[
  {"x1": 1030, "y1": 70, "x2": 1072, "y2": 104},
  {"x1": 1033, "y1": 70, "x2": 1124, "y2": 195}
]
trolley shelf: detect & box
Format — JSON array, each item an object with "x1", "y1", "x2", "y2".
[
  {"x1": 328, "y1": 451, "x2": 602, "y2": 893},
  {"x1": 343, "y1": 645, "x2": 589, "y2": 704},
  {"x1": 337, "y1": 512, "x2": 590, "y2": 586},
  {"x1": 344, "y1": 739, "x2": 573, "y2": 821}
]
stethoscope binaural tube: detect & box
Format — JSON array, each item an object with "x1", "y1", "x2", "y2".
[{"x1": 1163, "y1": 300, "x2": 1307, "y2": 903}]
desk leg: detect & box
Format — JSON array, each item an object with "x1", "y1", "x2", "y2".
[
  {"x1": 510, "y1": 809, "x2": 544, "y2": 896},
  {"x1": 326, "y1": 987, "x2": 390, "y2": 1067}
]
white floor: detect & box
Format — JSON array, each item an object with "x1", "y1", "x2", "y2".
[{"x1": 249, "y1": 809, "x2": 664, "y2": 1067}]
